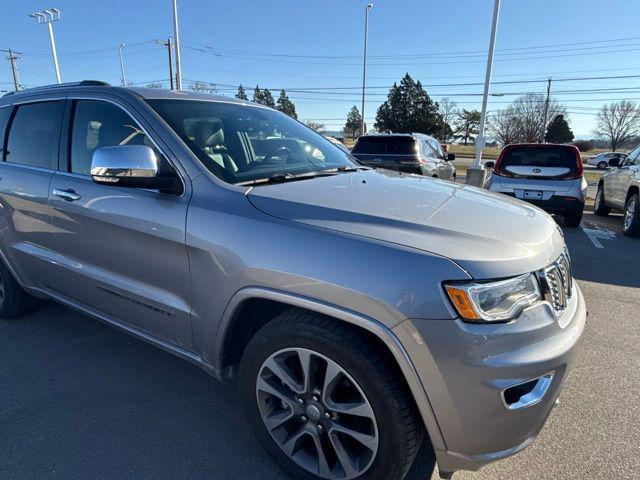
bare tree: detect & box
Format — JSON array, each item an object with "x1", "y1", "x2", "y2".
[
  {"x1": 488, "y1": 106, "x2": 520, "y2": 145},
  {"x1": 510, "y1": 93, "x2": 565, "y2": 143},
  {"x1": 438, "y1": 97, "x2": 458, "y2": 142},
  {"x1": 305, "y1": 121, "x2": 325, "y2": 133},
  {"x1": 593, "y1": 100, "x2": 640, "y2": 151}
]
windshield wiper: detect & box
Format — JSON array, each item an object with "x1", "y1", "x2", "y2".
[{"x1": 237, "y1": 170, "x2": 339, "y2": 186}]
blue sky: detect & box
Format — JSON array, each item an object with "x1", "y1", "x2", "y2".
[{"x1": 2, "y1": 0, "x2": 640, "y2": 137}]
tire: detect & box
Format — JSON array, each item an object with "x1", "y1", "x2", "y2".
[
  {"x1": 240, "y1": 309, "x2": 423, "y2": 480},
  {"x1": 597, "y1": 161, "x2": 607, "y2": 169},
  {"x1": 0, "y1": 261, "x2": 40, "y2": 319},
  {"x1": 622, "y1": 193, "x2": 640, "y2": 237},
  {"x1": 564, "y1": 204, "x2": 584, "y2": 228},
  {"x1": 593, "y1": 184, "x2": 610, "y2": 217}
]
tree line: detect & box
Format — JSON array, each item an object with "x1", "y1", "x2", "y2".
[{"x1": 164, "y1": 77, "x2": 640, "y2": 150}]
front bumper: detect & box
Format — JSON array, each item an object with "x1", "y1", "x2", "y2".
[{"x1": 393, "y1": 282, "x2": 587, "y2": 473}]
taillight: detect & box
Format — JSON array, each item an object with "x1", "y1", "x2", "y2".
[
  {"x1": 418, "y1": 157, "x2": 427, "y2": 166},
  {"x1": 558, "y1": 147, "x2": 583, "y2": 180}
]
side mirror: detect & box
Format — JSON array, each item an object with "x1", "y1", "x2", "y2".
[
  {"x1": 447, "y1": 153, "x2": 456, "y2": 161},
  {"x1": 609, "y1": 157, "x2": 621, "y2": 167},
  {"x1": 91, "y1": 145, "x2": 172, "y2": 190},
  {"x1": 484, "y1": 161, "x2": 495, "y2": 169}
]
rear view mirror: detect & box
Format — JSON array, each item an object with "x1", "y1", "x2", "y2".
[
  {"x1": 447, "y1": 153, "x2": 456, "y2": 161},
  {"x1": 609, "y1": 157, "x2": 621, "y2": 167},
  {"x1": 484, "y1": 161, "x2": 495, "y2": 169},
  {"x1": 91, "y1": 145, "x2": 174, "y2": 190}
]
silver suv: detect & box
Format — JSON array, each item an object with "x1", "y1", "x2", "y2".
[
  {"x1": 594, "y1": 144, "x2": 640, "y2": 236},
  {"x1": 0, "y1": 83, "x2": 586, "y2": 480},
  {"x1": 487, "y1": 143, "x2": 587, "y2": 227}
]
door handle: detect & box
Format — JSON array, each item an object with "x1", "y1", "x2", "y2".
[{"x1": 52, "y1": 188, "x2": 81, "y2": 202}]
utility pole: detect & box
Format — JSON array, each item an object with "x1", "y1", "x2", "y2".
[
  {"x1": 540, "y1": 78, "x2": 552, "y2": 143},
  {"x1": 29, "y1": 8, "x2": 62, "y2": 84},
  {"x1": 171, "y1": 0, "x2": 183, "y2": 90},
  {"x1": 467, "y1": 0, "x2": 501, "y2": 187},
  {"x1": 2, "y1": 49, "x2": 21, "y2": 91},
  {"x1": 156, "y1": 38, "x2": 174, "y2": 90},
  {"x1": 118, "y1": 44, "x2": 127, "y2": 86},
  {"x1": 361, "y1": 3, "x2": 373, "y2": 137}
]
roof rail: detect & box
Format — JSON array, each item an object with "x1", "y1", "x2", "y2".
[{"x1": 7, "y1": 80, "x2": 111, "y2": 95}]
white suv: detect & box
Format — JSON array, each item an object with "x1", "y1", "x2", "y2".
[{"x1": 594, "y1": 144, "x2": 640, "y2": 236}]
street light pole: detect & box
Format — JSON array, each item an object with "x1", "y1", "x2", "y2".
[
  {"x1": 361, "y1": 3, "x2": 373, "y2": 137},
  {"x1": 118, "y1": 44, "x2": 127, "y2": 86},
  {"x1": 467, "y1": 0, "x2": 501, "y2": 187},
  {"x1": 30, "y1": 8, "x2": 62, "y2": 84},
  {"x1": 540, "y1": 78, "x2": 552, "y2": 143},
  {"x1": 171, "y1": 0, "x2": 183, "y2": 90}
]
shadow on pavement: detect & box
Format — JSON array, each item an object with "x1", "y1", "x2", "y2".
[{"x1": 0, "y1": 304, "x2": 437, "y2": 480}]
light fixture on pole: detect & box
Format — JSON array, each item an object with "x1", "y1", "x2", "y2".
[
  {"x1": 361, "y1": 3, "x2": 373, "y2": 137},
  {"x1": 171, "y1": 0, "x2": 183, "y2": 90},
  {"x1": 118, "y1": 44, "x2": 127, "y2": 86},
  {"x1": 29, "y1": 8, "x2": 62, "y2": 84},
  {"x1": 467, "y1": 0, "x2": 501, "y2": 187}
]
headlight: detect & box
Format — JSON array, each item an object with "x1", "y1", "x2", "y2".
[{"x1": 445, "y1": 273, "x2": 541, "y2": 322}]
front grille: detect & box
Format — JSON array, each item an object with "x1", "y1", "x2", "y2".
[{"x1": 537, "y1": 252, "x2": 573, "y2": 316}]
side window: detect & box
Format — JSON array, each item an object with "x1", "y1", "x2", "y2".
[
  {"x1": 0, "y1": 106, "x2": 11, "y2": 157},
  {"x1": 5, "y1": 101, "x2": 64, "y2": 169},
  {"x1": 70, "y1": 100, "x2": 162, "y2": 175},
  {"x1": 421, "y1": 140, "x2": 434, "y2": 158},
  {"x1": 624, "y1": 146, "x2": 640, "y2": 166},
  {"x1": 430, "y1": 140, "x2": 445, "y2": 160}
]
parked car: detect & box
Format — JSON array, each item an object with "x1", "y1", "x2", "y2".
[
  {"x1": 0, "y1": 82, "x2": 586, "y2": 480},
  {"x1": 586, "y1": 151, "x2": 628, "y2": 169},
  {"x1": 594, "y1": 144, "x2": 640, "y2": 236},
  {"x1": 351, "y1": 133, "x2": 456, "y2": 180},
  {"x1": 487, "y1": 143, "x2": 586, "y2": 227}
]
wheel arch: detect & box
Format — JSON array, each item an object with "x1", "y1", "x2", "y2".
[
  {"x1": 626, "y1": 185, "x2": 639, "y2": 204},
  {"x1": 214, "y1": 287, "x2": 447, "y2": 453}
]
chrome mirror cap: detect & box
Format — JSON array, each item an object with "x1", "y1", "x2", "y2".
[{"x1": 90, "y1": 145, "x2": 160, "y2": 188}]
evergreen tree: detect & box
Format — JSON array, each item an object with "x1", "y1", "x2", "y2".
[
  {"x1": 455, "y1": 109, "x2": 481, "y2": 145},
  {"x1": 236, "y1": 84, "x2": 248, "y2": 100},
  {"x1": 374, "y1": 73, "x2": 441, "y2": 135},
  {"x1": 252, "y1": 85, "x2": 263, "y2": 104},
  {"x1": 343, "y1": 106, "x2": 363, "y2": 139},
  {"x1": 276, "y1": 89, "x2": 297, "y2": 119},
  {"x1": 261, "y1": 88, "x2": 276, "y2": 108},
  {"x1": 545, "y1": 114, "x2": 574, "y2": 143}
]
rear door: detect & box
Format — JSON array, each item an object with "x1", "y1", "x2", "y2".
[
  {"x1": 351, "y1": 136, "x2": 420, "y2": 173},
  {"x1": 613, "y1": 147, "x2": 640, "y2": 207},
  {"x1": 46, "y1": 97, "x2": 193, "y2": 349},
  {"x1": 0, "y1": 100, "x2": 63, "y2": 287}
]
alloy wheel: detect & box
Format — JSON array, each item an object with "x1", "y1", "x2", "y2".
[
  {"x1": 624, "y1": 197, "x2": 636, "y2": 231},
  {"x1": 256, "y1": 348, "x2": 379, "y2": 479}
]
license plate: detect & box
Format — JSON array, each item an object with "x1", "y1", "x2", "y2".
[{"x1": 523, "y1": 190, "x2": 543, "y2": 200}]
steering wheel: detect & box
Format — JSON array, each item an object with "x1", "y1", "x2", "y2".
[{"x1": 262, "y1": 146, "x2": 293, "y2": 163}]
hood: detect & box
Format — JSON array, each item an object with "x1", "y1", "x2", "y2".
[{"x1": 246, "y1": 169, "x2": 565, "y2": 279}]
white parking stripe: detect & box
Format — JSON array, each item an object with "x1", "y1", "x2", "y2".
[{"x1": 580, "y1": 221, "x2": 617, "y2": 248}]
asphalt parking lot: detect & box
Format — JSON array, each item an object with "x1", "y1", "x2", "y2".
[{"x1": 1, "y1": 209, "x2": 638, "y2": 480}]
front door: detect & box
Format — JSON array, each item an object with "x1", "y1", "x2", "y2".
[{"x1": 46, "y1": 98, "x2": 193, "y2": 349}]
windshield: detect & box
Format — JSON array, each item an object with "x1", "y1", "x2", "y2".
[
  {"x1": 147, "y1": 99, "x2": 356, "y2": 184},
  {"x1": 352, "y1": 136, "x2": 417, "y2": 155}
]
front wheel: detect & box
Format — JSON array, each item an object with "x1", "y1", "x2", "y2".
[
  {"x1": 240, "y1": 310, "x2": 423, "y2": 480},
  {"x1": 623, "y1": 193, "x2": 640, "y2": 237},
  {"x1": 597, "y1": 161, "x2": 607, "y2": 169},
  {"x1": 593, "y1": 184, "x2": 610, "y2": 217},
  {"x1": 0, "y1": 262, "x2": 40, "y2": 319}
]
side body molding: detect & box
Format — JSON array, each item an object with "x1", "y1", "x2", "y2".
[{"x1": 214, "y1": 286, "x2": 447, "y2": 453}]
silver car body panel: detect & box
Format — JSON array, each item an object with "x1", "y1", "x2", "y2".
[{"x1": 0, "y1": 85, "x2": 587, "y2": 475}]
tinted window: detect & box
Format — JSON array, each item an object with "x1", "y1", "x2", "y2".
[
  {"x1": 148, "y1": 100, "x2": 355, "y2": 184},
  {"x1": 625, "y1": 145, "x2": 640, "y2": 165},
  {"x1": 5, "y1": 101, "x2": 64, "y2": 169},
  {"x1": 500, "y1": 146, "x2": 577, "y2": 171},
  {"x1": 71, "y1": 100, "x2": 161, "y2": 175},
  {"x1": 430, "y1": 140, "x2": 445, "y2": 159},
  {"x1": 352, "y1": 136, "x2": 417, "y2": 155},
  {"x1": 0, "y1": 107, "x2": 11, "y2": 152},
  {"x1": 421, "y1": 140, "x2": 434, "y2": 157}
]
